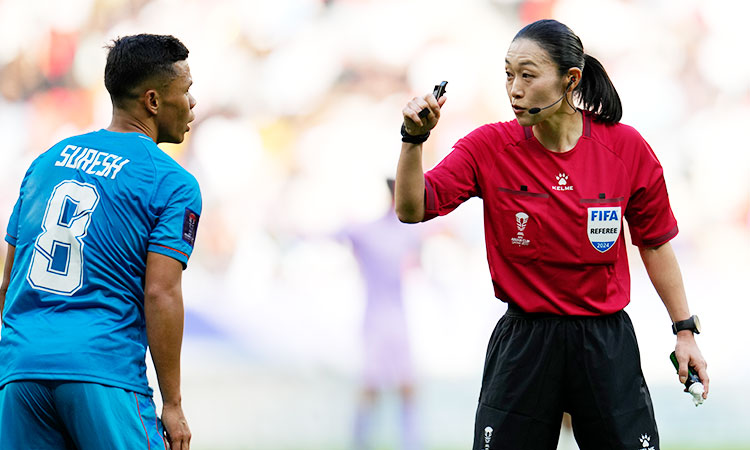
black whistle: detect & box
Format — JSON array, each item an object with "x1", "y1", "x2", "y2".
[{"x1": 419, "y1": 81, "x2": 448, "y2": 119}]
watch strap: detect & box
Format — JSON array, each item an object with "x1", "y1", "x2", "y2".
[{"x1": 672, "y1": 315, "x2": 700, "y2": 335}]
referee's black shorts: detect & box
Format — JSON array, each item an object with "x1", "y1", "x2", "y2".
[{"x1": 473, "y1": 303, "x2": 659, "y2": 450}]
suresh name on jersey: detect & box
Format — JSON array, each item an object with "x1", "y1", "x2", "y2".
[
  {"x1": 1, "y1": 130, "x2": 201, "y2": 395},
  {"x1": 422, "y1": 112, "x2": 677, "y2": 315}
]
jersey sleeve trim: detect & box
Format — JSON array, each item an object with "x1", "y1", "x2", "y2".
[
  {"x1": 5, "y1": 233, "x2": 17, "y2": 246},
  {"x1": 148, "y1": 243, "x2": 190, "y2": 268},
  {"x1": 638, "y1": 225, "x2": 679, "y2": 248},
  {"x1": 150, "y1": 243, "x2": 188, "y2": 258}
]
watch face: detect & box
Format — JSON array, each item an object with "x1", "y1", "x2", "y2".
[{"x1": 693, "y1": 315, "x2": 701, "y2": 333}]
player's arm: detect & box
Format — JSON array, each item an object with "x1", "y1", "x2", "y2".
[
  {"x1": 144, "y1": 251, "x2": 191, "y2": 449},
  {"x1": 396, "y1": 93, "x2": 447, "y2": 223},
  {"x1": 0, "y1": 244, "x2": 15, "y2": 320},
  {"x1": 639, "y1": 241, "x2": 709, "y2": 398}
]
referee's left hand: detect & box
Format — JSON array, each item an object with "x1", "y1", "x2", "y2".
[{"x1": 674, "y1": 332, "x2": 709, "y2": 399}]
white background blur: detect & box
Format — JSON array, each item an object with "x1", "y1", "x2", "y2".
[{"x1": 1, "y1": 0, "x2": 749, "y2": 449}]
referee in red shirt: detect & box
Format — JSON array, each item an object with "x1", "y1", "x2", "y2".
[{"x1": 396, "y1": 19, "x2": 708, "y2": 450}]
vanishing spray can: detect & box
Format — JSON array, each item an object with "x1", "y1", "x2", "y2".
[{"x1": 670, "y1": 351, "x2": 704, "y2": 406}]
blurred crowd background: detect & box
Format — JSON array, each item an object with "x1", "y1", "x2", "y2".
[{"x1": 1, "y1": 0, "x2": 749, "y2": 448}]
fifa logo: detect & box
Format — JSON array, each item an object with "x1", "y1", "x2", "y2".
[{"x1": 484, "y1": 426, "x2": 493, "y2": 449}]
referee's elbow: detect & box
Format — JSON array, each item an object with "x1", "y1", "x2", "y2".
[{"x1": 395, "y1": 205, "x2": 423, "y2": 223}]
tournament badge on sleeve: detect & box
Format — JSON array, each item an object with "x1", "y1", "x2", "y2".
[{"x1": 587, "y1": 207, "x2": 621, "y2": 252}]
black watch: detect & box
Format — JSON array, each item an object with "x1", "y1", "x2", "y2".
[{"x1": 672, "y1": 315, "x2": 701, "y2": 335}]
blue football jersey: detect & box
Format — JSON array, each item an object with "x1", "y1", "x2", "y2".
[{"x1": 1, "y1": 130, "x2": 201, "y2": 395}]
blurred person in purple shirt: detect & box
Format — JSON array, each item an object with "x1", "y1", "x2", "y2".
[{"x1": 336, "y1": 178, "x2": 422, "y2": 450}]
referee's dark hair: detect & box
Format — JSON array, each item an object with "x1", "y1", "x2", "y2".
[
  {"x1": 514, "y1": 19, "x2": 622, "y2": 124},
  {"x1": 104, "y1": 34, "x2": 189, "y2": 108}
]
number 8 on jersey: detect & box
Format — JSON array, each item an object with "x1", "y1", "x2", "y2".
[{"x1": 27, "y1": 180, "x2": 100, "y2": 295}]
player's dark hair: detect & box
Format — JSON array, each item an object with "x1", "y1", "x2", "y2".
[
  {"x1": 104, "y1": 34, "x2": 189, "y2": 107},
  {"x1": 514, "y1": 19, "x2": 622, "y2": 124}
]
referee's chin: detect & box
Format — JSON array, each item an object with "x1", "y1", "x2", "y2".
[{"x1": 515, "y1": 112, "x2": 544, "y2": 127}]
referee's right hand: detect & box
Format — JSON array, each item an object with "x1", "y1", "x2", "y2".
[{"x1": 402, "y1": 92, "x2": 447, "y2": 137}]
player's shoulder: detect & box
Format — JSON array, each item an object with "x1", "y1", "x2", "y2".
[
  {"x1": 41, "y1": 129, "x2": 152, "y2": 159},
  {"x1": 37, "y1": 130, "x2": 100, "y2": 157},
  {"x1": 152, "y1": 150, "x2": 197, "y2": 183},
  {"x1": 25, "y1": 130, "x2": 100, "y2": 172},
  {"x1": 146, "y1": 146, "x2": 200, "y2": 195}
]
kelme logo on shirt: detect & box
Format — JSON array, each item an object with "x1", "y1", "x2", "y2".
[
  {"x1": 587, "y1": 207, "x2": 621, "y2": 252},
  {"x1": 511, "y1": 212, "x2": 531, "y2": 246},
  {"x1": 552, "y1": 173, "x2": 574, "y2": 191}
]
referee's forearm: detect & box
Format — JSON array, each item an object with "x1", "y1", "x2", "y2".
[
  {"x1": 395, "y1": 143, "x2": 426, "y2": 223},
  {"x1": 639, "y1": 241, "x2": 690, "y2": 322}
]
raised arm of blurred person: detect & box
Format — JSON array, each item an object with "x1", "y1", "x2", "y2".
[
  {"x1": 0, "y1": 244, "x2": 14, "y2": 321},
  {"x1": 145, "y1": 251, "x2": 192, "y2": 450},
  {"x1": 395, "y1": 93, "x2": 447, "y2": 223},
  {"x1": 640, "y1": 242, "x2": 709, "y2": 398}
]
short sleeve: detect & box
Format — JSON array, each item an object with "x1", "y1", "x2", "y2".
[
  {"x1": 5, "y1": 158, "x2": 38, "y2": 247},
  {"x1": 624, "y1": 134, "x2": 678, "y2": 247},
  {"x1": 148, "y1": 173, "x2": 202, "y2": 268},
  {"x1": 5, "y1": 197, "x2": 21, "y2": 247},
  {"x1": 423, "y1": 131, "x2": 483, "y2": 221}
]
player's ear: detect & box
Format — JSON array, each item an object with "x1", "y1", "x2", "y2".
[{"x1": 144, "y1": 89, "x2": 159, "y2": 115}]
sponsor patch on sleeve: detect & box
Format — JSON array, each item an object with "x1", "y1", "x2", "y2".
[
  {"x1": 182, "y1": 208, "x2": 200, "y2": 247},
  {"x1": 587, "y1": 206, "x2": 621, "y2": 252}
]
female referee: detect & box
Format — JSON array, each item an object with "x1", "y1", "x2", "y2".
[{"x1": 395, "y1": 19, "x2": 708, "y2": 450}]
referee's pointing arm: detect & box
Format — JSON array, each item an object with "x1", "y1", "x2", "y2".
[{"x1": 396, "y1": 92, "x2": 447, "y2": 223}]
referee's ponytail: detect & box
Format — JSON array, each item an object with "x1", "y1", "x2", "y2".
[
  {"x1": 514, "y1": 19, "x2": 622, "y2": 124},
  {"x1": 578, "y1": 54, "x2": 622, "y2": 124}
]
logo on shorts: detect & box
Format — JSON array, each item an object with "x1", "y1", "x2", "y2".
[
  {"x1": 511, "y1": 212, "x2": 530, "y2": 246},
  {"x1": 638, "y1": 433, "x2": 656, "y2": 450},
  {"x1": 552, "y1": 173, "x2": 574, "y2": 191},
  {"x1": 484, "y1": 426, "x2": 493, "y2": 449},
  {"x1": 587, "y1": 206, "x2": 621, "y2": 252}
]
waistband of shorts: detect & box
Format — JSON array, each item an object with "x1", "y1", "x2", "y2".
[{"x1": 505, "y1": 301, "x2": 624, "y2": 320}]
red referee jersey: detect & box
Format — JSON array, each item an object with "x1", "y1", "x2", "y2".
[{"x1": 423, "y1": 112, "x2": 678, "y2": 315}]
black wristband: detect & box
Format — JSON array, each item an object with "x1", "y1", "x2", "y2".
[{"x1": 401, "y1": 123, "x2": 430, "y2": 144}]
